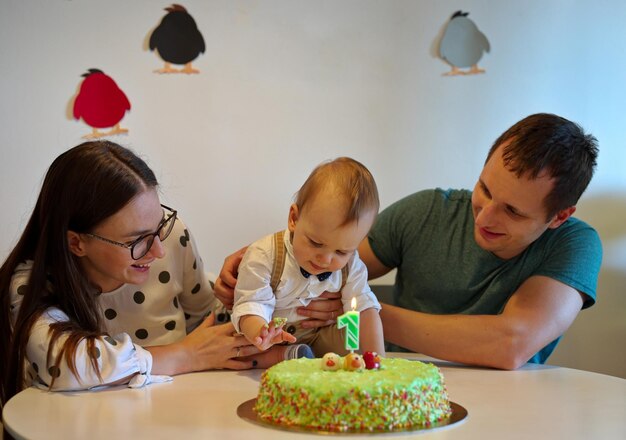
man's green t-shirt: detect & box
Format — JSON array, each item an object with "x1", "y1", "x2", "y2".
[{"x1": 368, "y1": 188, "x2": 602, "y2": 363}]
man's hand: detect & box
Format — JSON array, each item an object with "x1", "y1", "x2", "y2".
[
  {"x1": 296, "y1": 291, "x2": 344, "y2": 328},
  {"x1": 214, "y1": 246, "x2": 248, "y2": 309}
]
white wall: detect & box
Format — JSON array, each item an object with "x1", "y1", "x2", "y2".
[{"x1": 1, "y1": 0, "x2": 624, "y2": 377}]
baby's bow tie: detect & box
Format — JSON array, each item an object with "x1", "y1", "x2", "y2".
[{"x1": 300, "y1": 267, "x2": 332, "y2": 282}]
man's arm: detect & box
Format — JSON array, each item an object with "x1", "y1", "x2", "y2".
[
  {"x1": 297, "y1": 238, "x2": 390, "y2": 327},
  {"x1": 358, "y1": 238, "x2": 393, "y2": 280},
  {"x1": 380, "y1": 275, "x2": 584, "y2": 369},
  {"x1": 214, "y1": 246, "x2": 248, "y2": 309},
  {"x1": 215, "y1": 247, "x2": 344, "y2": 326}
]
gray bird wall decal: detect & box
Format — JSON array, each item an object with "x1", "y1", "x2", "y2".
[{"x1": 438, "y1": 11, "x2": 490, "y2": 76}]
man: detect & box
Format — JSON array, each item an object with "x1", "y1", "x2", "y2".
[{"x1": 215, "y1": 113, "x2": 601, "y2": 369}]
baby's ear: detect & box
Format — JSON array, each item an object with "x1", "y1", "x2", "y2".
[
  {"x1": 288, "y1": 204, "x2": 300, "y2": 232},
  {"x1": 67, "y1": 230, "x2": 87, "y2": 256}
]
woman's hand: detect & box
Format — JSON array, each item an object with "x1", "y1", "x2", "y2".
[
  {"x1": 296, "y1": 290, "x2": 344, "y2": 328},
  {"x1": 183, "y1": 314, "x2": 261, "y2": 370},
  {"x1": 214, "y1": 246, "x2": 248, "y2": 309},
  {"x1": 149, "y1": 314, "x2": 259, "y2": 375}
]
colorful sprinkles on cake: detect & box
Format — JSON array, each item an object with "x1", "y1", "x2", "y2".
[{"x1": 254, "y1": 357, "x2": 452, "y2": 432}]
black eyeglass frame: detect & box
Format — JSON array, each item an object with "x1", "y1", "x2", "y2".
[{"x1": 83, "y1": 204, "x2": 177, "y2": 260}]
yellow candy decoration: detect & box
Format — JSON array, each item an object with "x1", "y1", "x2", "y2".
[
  {"x1": 343, "y1": 353, "x2": 365, "y2": 371},
  {"x1": 321, "y1": 353, "x2": 342, "y2": 371}
]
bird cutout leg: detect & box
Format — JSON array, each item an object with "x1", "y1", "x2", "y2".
[
  {"x1": 82, "y1": 127, "x2": 107, "y2": 139},
  {"x1": 106, "y1": 124, "x2": 129, "y2": 136},
  {"x1": 180, "y1": 62, "x2": 200, "y2": 74},
  {"x1": 154, "y1": 62, "x2": 180, "y2": 74},
  {"x1": 443, "y1": 66, "x2": 467, "y2": 76},
  {"x1": 467, "y1": 64, "x2": 486, "y2": 75}
]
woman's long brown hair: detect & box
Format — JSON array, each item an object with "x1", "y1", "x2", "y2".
[{"x1": 0, "y1": 141, "x2": 158, "y2": 408}]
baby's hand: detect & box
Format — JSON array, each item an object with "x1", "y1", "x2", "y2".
[
  {"x1": 272, "y1": 317, "x2": 288, "y2": 327},
  {"x1": 252, "y1": 319, "x2": 296, "y2": 351}
]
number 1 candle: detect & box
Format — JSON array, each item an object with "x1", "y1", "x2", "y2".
[{"x1": 337, "y1": 297, "x2": 360, "y2": 351}]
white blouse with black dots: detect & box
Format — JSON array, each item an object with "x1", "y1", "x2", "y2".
[{"x1": 9, "y1": 218, "x2": 222, "y2": 391}]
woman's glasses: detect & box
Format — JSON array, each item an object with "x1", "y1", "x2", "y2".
[{"x1": 84, "y1": 205, "x2": 177, "y2": 260}]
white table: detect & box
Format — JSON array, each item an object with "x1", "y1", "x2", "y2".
[{"x1": 3, "y1": 354, "x2": 626, "y2": 439}]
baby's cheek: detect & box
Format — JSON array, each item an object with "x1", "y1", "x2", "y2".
[
  {"x1": 331, "y1": 256, "x2": 349, "y2": 272},
  {"x1": 292, "y1": 247, "x2": 309, "y2": 267}
]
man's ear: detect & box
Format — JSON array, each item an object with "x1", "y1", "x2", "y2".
[
  {"x1": 67, "y1": 231, "x2": 87, "y2": 256},
  {"x1": 548, "y1": 206, "x2": 576, "y2": 229},
  {"x1": 288, "y1": 204, "x2": 299, "y2": 233}
]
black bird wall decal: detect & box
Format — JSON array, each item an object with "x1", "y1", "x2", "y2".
[{"x1": 149, "y1": 4, "x2": 205, "y2": 74}]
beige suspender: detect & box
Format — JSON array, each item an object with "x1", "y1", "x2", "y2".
[
  {"x1": 270, "y1": 231, "x2": 286, "y2": 292},
  {"x1": 269, "y1": 230, "x2": 347, "y2": 292},
  {"x1": 341, "y1": 265, "x2": 348, "y2": 289}
]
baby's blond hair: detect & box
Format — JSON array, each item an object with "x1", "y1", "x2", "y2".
[{"x1": 295, "y1": 157, "x2": 379, "y2": 225}]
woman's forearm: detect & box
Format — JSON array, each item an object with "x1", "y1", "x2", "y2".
[{"x1": 147, "y1": 343, "x2": 189, "y2": 376}]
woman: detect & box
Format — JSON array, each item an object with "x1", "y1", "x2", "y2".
[{"x1": 0, "y1": 141, "x2": 268, "y2": 408}]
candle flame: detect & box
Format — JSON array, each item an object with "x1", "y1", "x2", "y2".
[{"x1": 351, "y1": 297, "x2": 357, "y2": 311}]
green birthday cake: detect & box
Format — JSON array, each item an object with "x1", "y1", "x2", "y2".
[{"x1": 254, "y1": 356, "x2": 452, "y2": 432}]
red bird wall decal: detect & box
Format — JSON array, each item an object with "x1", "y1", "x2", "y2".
[
  {"x1": 73, "y1": 69, "x2": 131, "y2": 139},
  {"x1": 149, "y1": 4, "x2": 205, "y2": 74}
]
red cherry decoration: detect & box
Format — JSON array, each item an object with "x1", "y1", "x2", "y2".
[{"x1": 363, "y1": 351, "x2": 381, "y2": 370}]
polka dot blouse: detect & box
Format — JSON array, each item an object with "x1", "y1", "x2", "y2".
[{"x1": 9, "y1": 218, "x2": 223, "y2": 391}]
